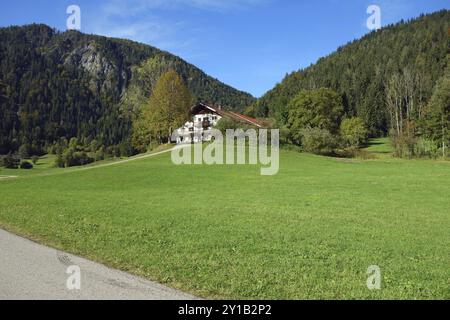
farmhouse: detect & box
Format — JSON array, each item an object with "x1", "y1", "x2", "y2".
[{"x1": 174, "y1": 102, "x2": 263, "y2": 144}]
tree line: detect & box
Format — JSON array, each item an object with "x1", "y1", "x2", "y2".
[
  {"x1": 0, "y1": 24, "x2": 254, "y2": 159},
  {"x1": 249, "y1": 10, "x2": 449, "y2": 158},
  {"x1": 250, "y1": 10, "x2": 449, "y2": 137}
]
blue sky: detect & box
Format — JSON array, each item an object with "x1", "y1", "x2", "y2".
[{"x1": 1, "y1": 0, "x2": 448, "y2": 97}]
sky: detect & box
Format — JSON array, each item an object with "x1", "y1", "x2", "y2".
[{"x1": 0, "y1": 0, "x2": 449, "y2": 97}]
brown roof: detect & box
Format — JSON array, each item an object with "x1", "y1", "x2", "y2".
[{"x1": 191, "y1": 103, "x2": 263, "y2": 128}]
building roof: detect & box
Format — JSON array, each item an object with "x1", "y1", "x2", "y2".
[{"x1": 191, "y1": 102, "x2": 263, "y2": 128}]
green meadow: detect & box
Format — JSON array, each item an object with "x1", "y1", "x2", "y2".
[{"x1": 0, "y1": 142, "x2": 449, "y2": 299}]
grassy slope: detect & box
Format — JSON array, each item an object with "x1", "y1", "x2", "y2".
[{"x1": 0, "y1": 145, "x2": 449, "y2": 299}]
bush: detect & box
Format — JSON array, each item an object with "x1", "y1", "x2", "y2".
[
  {"x1": 340, "y1": 117, "x2": 368, "y2": 147},
  {"x1": 119, "y1": 142, "x2": 136, "y2": 157},
  {"x1": 391, "y1": 129, "x2": 418, "y2": 158},
  {"x1": 1, "y1": 153, "x2": 20, "y2": 169},
  {"x1": 48, "y1": 139, "x2": 69, "y2": 155},
  {"x1": 68, "y1": 151, "x2": 94, "y2": 167},
  {"x1": 90, "y1": 139, "x2": 100, "y2": 153},
  {"x1": 105, "y1": 146, "x2": 120, "y2": 157},
  {"x1": 300, "y1": 127, "x2": 338, "y2": 156},
  {"x1": 148, "y1": 141, "x2": 160, "y2": 152},
  {"x1": 113, "y1": 146, "x2": 121, "y2": 158},
  {"x1": 19, "y1": 160, "x2": 33, "y2": 169},
  {"x1": 55, "y1": 149, "x2": 94, "y2": 167},
  {"x1": 94, "y1": 147, "x2": 105, "y2": 161},
  {"x1": 55, "y1": 153, "x2": 65, "y2": 168},
  {"x1": 31, "y1": 156, "x2": 39, "y2": 164},
  {"x1": 415, "y1": 138, "x2": 440, "y2": 158},
  {"x1": 69, "y1": 137, "x2": 79, "y2": 150}
]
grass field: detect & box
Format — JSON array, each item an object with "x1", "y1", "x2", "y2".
[
  {"x1": 0, "y1": 141, "x2": 449, "y2": 299},
  {"x1": 363, "y1": 137, "x2": 394, "y2": 155}
]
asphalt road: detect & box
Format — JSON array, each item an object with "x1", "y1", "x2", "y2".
[{"x1": 0, "y1": 229, "x2": 197, "y2": 300}]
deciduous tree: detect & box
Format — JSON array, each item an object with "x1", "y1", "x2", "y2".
[
  {"x1": 287, "y1": 88, "x2": 344, "y2": 144},
  {"x1": 340, "y1": 117, "x2": 368, "y2": 147},
  {"x1": 132, "y1": 70, "x2": 193, "y2": 149}
]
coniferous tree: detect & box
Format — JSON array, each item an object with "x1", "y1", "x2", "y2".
[
  {"x1": 253, "y1": 10, "x2": 449, "y2": 136},
  {"x1": 0, "y1": 24, "x2": 254, "y2": 155},
  {"x1": 423, "y1": 62, "x2": 450, "y2": 157}
]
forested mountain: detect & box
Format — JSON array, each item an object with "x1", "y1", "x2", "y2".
[
  {"x1": 0, "y1": 24, "x2": 254, "y2": 154},
  {"x1": 251, "y1": 10, "x2": 449, "y2": 136}
]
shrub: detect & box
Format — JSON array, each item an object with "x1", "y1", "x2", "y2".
[
  {"x1": 119, "y1": 142, "x2": 135, "y2": 157},
  {"x1": 94, "y1": 147, "x2": 105, "y2": 161},
  {"x1": 31, "y1": 156, "x2": 39, "y2": 164},
  {"x1": 148, "y1": 141, "x2": 160, "y2": 152},
  {"x1": 415, "y1": 138, "x2": 440, "y2": 158},
  {"x1": 70, "y1": 151, "x2": 94, "y2": 167},
  {"x1": 90, "y1": 139, "x2": 100, "y2": 153},
  {"x1": 113, "y1": 146, "x2": 121, "y2": 158},
  {"x1": 391, "y1": 129, "x2": 418, "y2": 158},
  {"x1": 106, "y1": 146, "x2": 116, "y2": 157},
  {"x1": 1, "y1": 153, "x2": 20, "y2": 169},
  {"x1": 300, "y1": 127, "x2": 338, "y2": 156},
  {"x1": 340, "y1": 117, "x2": 368, "y2": 147},
  {"x1": 55, "y1": 149, "x2": 94, "y2": 167},
  {"x1": 19, "y1": 160, "x2": 33, "y2": 169},
  {"x1": 69, "y1": 137, "x2": 79, "y2": 150}
]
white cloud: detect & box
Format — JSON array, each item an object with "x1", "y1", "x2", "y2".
[
  {"x1": 88, "y1": 0, "x2": 267, "y2": 58},
  {"x1": 91, "y1": 14, "x2": 187, "y2": 52},
  {"x1": 95, "y1": 20, "x2": 169, "y2": 44}
]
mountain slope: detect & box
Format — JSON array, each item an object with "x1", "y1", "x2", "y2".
[
  {"x1": 0, "y1": 24, "x2": 254, "y2": 154},
  {"x1": 253, "y1": 10, "x2": 449, "y2": 135}
]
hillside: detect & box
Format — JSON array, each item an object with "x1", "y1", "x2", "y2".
[
  {"x1": 252, "y1": 10, "x2": 450, "y2": 136},
  {"x1": 0, "y1": 24, "x2": 255, "y2": 154}
]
